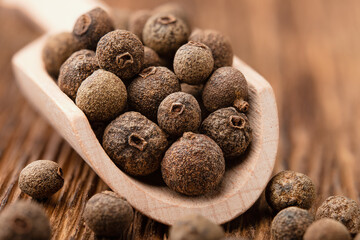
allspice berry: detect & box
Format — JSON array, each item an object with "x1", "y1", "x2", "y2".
[
  {"x1": 265, "y1": 170, "x2": 316, "y2": 212},
  {"x1": 76, "y1": 69, "x2": 127, "y2": 122},
  {"x1": 0, "y1": 201, "x2": 51, "y2": 240},
  {"x1": 96, "y1": 30, "x2": 144, "y2": 81},
  {"x1": 201, "y1": 107, "x2": 252, "y2": 158},
  {"x1": 271, "y1": 207, "x2": 314, "y2": 240},
  {"x1": 157, "y1": 92, "x2": 201, "y2": 137},
  {"x1": 128, "y1": 66, "x2": 181, "y2": 120},
  {"x1": 103, "y1": 112, "x2": 168, "y2": 176},
  {"x1": 18, "y1": 160, "x2": 64, "y2": 200},
  {"x1": 303, "y1": 218, "x2": 351, "y2": 240},
  {"x1": 169, "y1": 214, "x2": 224, "y2": 240},
  {"x1": 58, "y1": 49, "x2": 99, "y2": 101},
  {"x1": 173, "y1": 41, "x2": 214, "y2": 85},
  {"x1": 153, "y1": 3, "x2": 190, "y2": 27},
  {"x1": 189, "y1": 29, "x2": 233, "y2": 69},
  {"x1": 83, "y1": 191, "x2": 134, "y2": 237},
  {"x1": 128, "y1": 10, "x2": 151, "y2": 42},
  {"x1": 316, "y1": 195, "x2": 360, "y2": 234},
  {"x1": 181, "y1": 83, "x2": 209, "y2": 120},
  {"x1": 143, "y1": 46, "x2": 162, "y2": 69},
  {"x1": 143, "y1": 13, "x2": 190, "y2": 57},
  {"x1": 161, "y1": 132, "x2": 225, "y2": 196},
  {"x1": 181, "y1": 83, "x2": 203, "y2": 99},
  {"x1": 73, "y1": 7, "x2": 114, "y2": 50},
  {"x1": 202, "y1": 67, "x2": 249, "y2": 113},
  {"x1": 42, "y1": 32, "x2": 82, "y2": 79}
]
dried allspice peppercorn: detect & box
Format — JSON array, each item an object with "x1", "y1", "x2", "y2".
[
  {"x1": 103, "y1": 112, "x2": 168, "y2": 176},
  {"x1": 173, "y1": 41, "x2": 214, "y2": 85},
  {"x1": 83, "y1": 191, "x2": 134, "y2": 237},
  {"x1": 189, "y1": 29, "x2": 233, "y2": 69},
  {"x1": 76, "y1": 69, "x2": 127, "y2": 122},
  {"x1": 180, "y1": 83, "x2": 209, "y2": 121},
  {"x1": 161, "y1": 132, "x2": 225, "y2": 196},
  {"x1": 201, "y1": 107, "x2": 252, "y2": 158},
  {"x1": 58, "y1": 49, "x2": 99, "y2": 101},
  {"x1": 271, "y1": 207, "x2": 314, "y2": 240},
  {"x1": 128, "y1": 66, "x2": 181, "y2": 120},
  {"x1": 181, "y1": 83, "x2": 203, "y2": 99},
  {"x1": 202, "y1": 67, "x2": 249, "y2": 113},
  {"x1": 153, "y1": 3, "x2": 190, "y2": 28},
  {"x1": 303, "y1": 218, "x2": 351, "y2": 240},
  {"x1": 169, "y1": 214, "x2": 225, "y2": 240},
  {"x1": 96, "y1": 30, "x2": 144, "y2": 81},
  {"x1": 18, "y1": 160, "x2": 64, "y2": 200},
  {"x1": 316, "y1": 195, "x2": 360, "y2": 234},
  {"x1": 143, "y1": 13, "x2": 190, "y2": 57},
  {"x1": 42, "y1": 32, "x2": 83, "y2": 79},
  {"x1": 265, "y1": 170, "x2": 316, "y2": 212},
  {"x1": 0, "y1": 200, "x2": 51, "y2": 240},
  {"x1": 128, "y1": 10, "x2": 151, "y2": 42},
  {"x1": 72, "y1": 7, "x2": 114, "y2": 50},
  {"x1": 157, "y1": 92, "x2": 201, "y2": 137},
  {"x1": 143, "y1": 46, "x2": 162, "y2": 69}
]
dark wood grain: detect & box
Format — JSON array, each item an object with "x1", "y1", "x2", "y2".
[{"x1": 1, "y1": 0, "x2": 360, "y2": 239}]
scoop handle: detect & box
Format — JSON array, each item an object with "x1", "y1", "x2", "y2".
[{"x1": 2, "y1": 0, "x2": 109, "y2": 32}]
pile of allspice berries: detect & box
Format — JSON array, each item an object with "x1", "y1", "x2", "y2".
[
  {"x1": 42, "y1": 4, "x2": 253, "y2": 197},
  {"x1": 0, "y1": 3, "x2": 359, "y2": 240}
]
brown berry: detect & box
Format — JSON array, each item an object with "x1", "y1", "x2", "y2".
[
  {"x1": 128, "y1": 10, "x2": 151, "y2": 42},
  {"x1": 96, "y1": 30, "x2": 144, "y2": 81},
  {"x1": 73, "y1": 7, "x2": 114, "y2": 50},
  {"x1": 143, "y1": 46, "x2": 162, "y2": 69},
  {"x1": 42, "y1": 32, "x2": 83, "y2": 79},
  {"x1": 316, "y1": 196, "x2": 360, "y2": 234},
  {"x1": 303, "y1": 218, "x2": 351, "y2": 240},
  {"x1": 202, "y1": 67, "x2": 249, "y2": 113},
  {"x1": 128, "y1": 66, "x2": 181, "y2": 120},
  {"x1": 181, "y1": 83, "x2": 209, "y2": 121},
  {"x1": 201, "y1": 107, "x2": 252, "y2": 158},
  {"x1": 0, "y1": 201, "x2": 51, "y2": 240},
  {"x1": 169, "y1": 214, "x2": 224, "y2": 240},
  {"x1": 153, "y1": 3, "x2": 190, "y2": 28},
  {"x1": 180, "y1": 83, "x2": 203, "y2": 99},
  {"x1": 265, "y1": 170, "x2": 316, "y2": 212},
  {"x1": 58, "y1": 49, "x2": 99, "y2": 101},
  {"x1": 189, "y1": 29, "x2": 233, "y2": 69},
  {"x1": 83, "y1": 191, "x2": 134, "y2": 237},
  {"x1": 103, "y1": 112, "x2": 168, "y2": 176},
  {"x1": 271, "y1": 207, "x2": 314, "y2": 240},
  {"x1": 173, "y1": 41, "x2": 214, "y2": 85},
  {"x1": 143, "y1": 13, "x2": 190, "y2": 57},
  {"x1": 76, "y1": 69, "x2": 127, "y2": 122},
  {"x1": 161, "y1": 132, "x2": 225, "y2": 196},
  {"x1": 157, "y1": 92, "x2": 201, "y2": 137},
  {"x1": 18, "y1": 160, "x2": 64, "y2": 200}
]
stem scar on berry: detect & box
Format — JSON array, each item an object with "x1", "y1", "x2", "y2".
[
  {"x1": 128, "y1": 133, "x2": 148, "y2": 151},
  {"x1": 116, "y1": 52, "x2": 134, "y2": 69}
]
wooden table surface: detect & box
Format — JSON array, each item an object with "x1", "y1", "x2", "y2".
[{"x1": 1, "y1": 0, "x2": 360, "y2": 239}]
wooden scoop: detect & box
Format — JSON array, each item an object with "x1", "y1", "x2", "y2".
[{"x1": 5, "y1": 0, "x2": 279, "y2": 225}]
